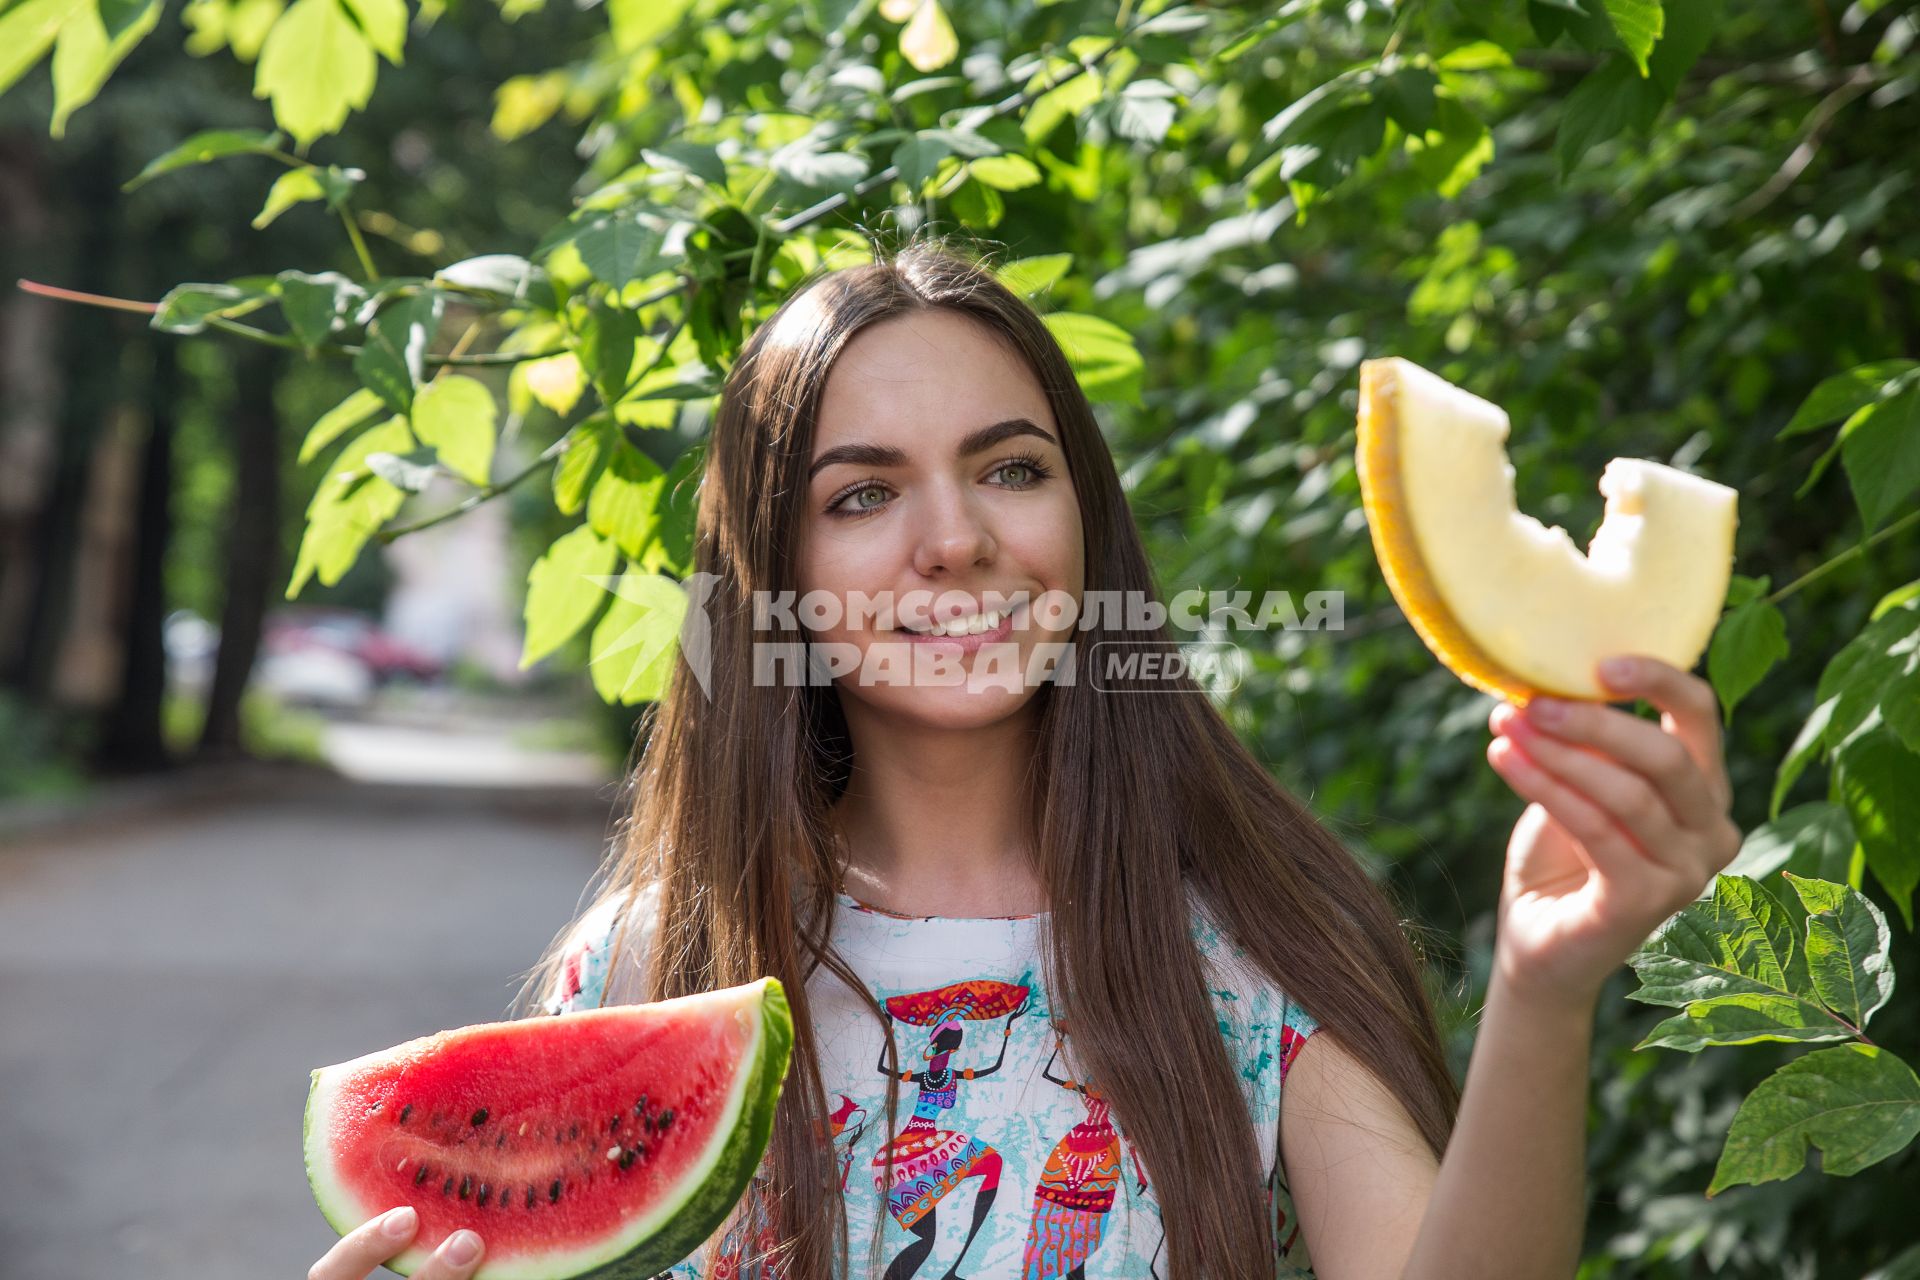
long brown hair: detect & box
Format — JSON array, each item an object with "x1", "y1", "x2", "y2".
[{"x1": 511, "y1": 233, "x2": 1460, "y2": 1277}]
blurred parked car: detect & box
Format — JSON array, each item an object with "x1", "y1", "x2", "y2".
[{"x1": 263, "y1": 607, "x2": 447, "y2": 686}]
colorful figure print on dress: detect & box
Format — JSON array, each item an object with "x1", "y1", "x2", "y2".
[
  {"x1": 871, "y1": 978, "x2": 1034, "y2": 1280},
  {"x1": 1021, "y1": 1024, "x2": 1153, "y2": 1280}
]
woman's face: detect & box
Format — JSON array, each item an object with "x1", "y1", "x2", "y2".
[{"x1": 794, "y1": 307, "x2": 1084, "y2": 732}]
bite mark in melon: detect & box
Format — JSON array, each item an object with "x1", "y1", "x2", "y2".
[
  {"x1": 1355, "y1": 357, "x2": 1739, "y2": 703},
  {"x1": 303, "y1": 977, "x2": 793, "y2": 1279}
]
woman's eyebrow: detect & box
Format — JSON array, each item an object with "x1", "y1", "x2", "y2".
[{"x1": 807, "y1": 417, "x2": 1058, "y2": 482}]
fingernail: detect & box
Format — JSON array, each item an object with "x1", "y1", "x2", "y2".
[
  {"x1": 1601, "y1": 656, "x2": 1638, "y2": 683},
  {"x1": 383, "y1": 1207, "x2": 415, "y2": 1238},
  {"x1": 442, "y1": 1231, "x2": 481, "y2": 1266}
]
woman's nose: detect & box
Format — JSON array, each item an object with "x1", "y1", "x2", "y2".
[{"x1": 911, "y1": 488, "x2": 997, "y2": 575}]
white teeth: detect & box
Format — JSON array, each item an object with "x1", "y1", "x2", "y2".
[{"x1": 926, "y1": 608, "x2": 1004, "y2": 637}]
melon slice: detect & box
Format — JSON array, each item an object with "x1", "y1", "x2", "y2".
[
  {"x1": 1355, "y1": 357, "x2": 1739, "y2": 703},
  {"x1": 304, "y1": 977, "x2": 793, "y2": 1279}
]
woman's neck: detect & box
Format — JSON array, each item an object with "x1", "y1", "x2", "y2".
[{"x1": 830, "y1": 702, "x2": 1049, "y2": 919}]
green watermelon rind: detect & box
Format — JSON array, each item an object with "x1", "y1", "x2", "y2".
[{"x1": 303, "y1": 977, "x2": 794, "y2": 1279}]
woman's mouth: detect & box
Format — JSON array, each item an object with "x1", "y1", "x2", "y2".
[{"x1": 891, "y1": 597, "x2": 1029, "y2": 653}]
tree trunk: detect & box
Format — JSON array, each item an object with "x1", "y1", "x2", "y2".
[
  {"x1": 198, "y1": 346, "x2": 284, "y2": 759},
  {"x1": 91, "y1": 336, "x2": 179, "y2": 775}
]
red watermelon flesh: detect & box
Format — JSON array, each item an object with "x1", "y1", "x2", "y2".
[{"x1": 303, "y1": 978, "x2": 792, "y2": 1279}]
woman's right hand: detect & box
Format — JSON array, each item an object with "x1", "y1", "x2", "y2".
[{"x1": 307, "y1": 1206, "x2": 487, "y2": 1280}]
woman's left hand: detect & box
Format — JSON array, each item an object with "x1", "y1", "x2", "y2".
[{"x1": 1486, "y1": 654, "x2": 1744, "y2": 1008}]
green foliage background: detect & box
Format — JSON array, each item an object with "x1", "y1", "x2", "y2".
[{"x1": 5, "y1": 0, "x2": 1919, "y2": 1273}]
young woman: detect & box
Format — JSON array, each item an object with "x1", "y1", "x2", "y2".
[{"x1": 307, "y1": 239, "x2": 1741, "y2": 1280}]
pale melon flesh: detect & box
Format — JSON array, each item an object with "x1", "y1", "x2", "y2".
[{"x1": 1355, "y1": 357, "x2": 1739, "y2": 703}]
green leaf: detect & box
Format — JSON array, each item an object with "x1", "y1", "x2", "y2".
[
  {"x1": 1840, "y1": 387, "x2": 1920, "y2": 533},
  {"x1": 1816, "y1": 601, "x2": 1920, "y2": 756},
  {"x1": 1645, "y1": 0, "x2": 1716, "y2": 94},
  {"x1": 1785, "y1": 873, "x2": 1896, "y2": 1030},
  {"x1": 1708, "y1": 597, "x2": 1789, "y2": 727},
  {"x1": 1406, "y1": 97, "x2": 1494, "y2": 199},
  {"x1": 252, "y1": 167, "x2": 328, "y2": 228},
  {"x1": 949, "y1": 176, "x2": 1004, "y2": 229},
  {"x1": 521, "y1": 523, "x2": 619, "y2": 668},
  {"x1": 1556, "y1": 55, "x2": 1664, "y2": 176},
  {"x1": 1725, "y1": 573, "x2": 1770, "y2": 608},
  {"x1": 353, "y1": 291, "x2": 441, "y2": 415},
  {"x1": 553, "y1": 417, "x2": 613, "y2": 516},
  {"x1": 1377, "y1": 66, "x2": 1438, "y2": 133},
  {"x1": 641, "y1": 141, "x2": 727, "y2": 187},
  {"x1": 1771, "y1": 695, "x2": 1836, "y2": 820},
  {"x1": 589, "y1": 571, "x2": 686, "y2": 704},
  {"x1": 1728, "y1": 802, "x2": 1857, "y2": 885},
  {"x1": 287, "y1": 415, "x2": 414, "y2": 597},
  {"x1": 0, "y1": 0, "x2": 89, "y2": 100},
  {"x1": 1707, "y1": 1044, "x2": 1920, "y2": 1195},
  {"x1": 363, "y1": 446, "x2": 441, "y2": 492},
  {"x1": 1835, "y1": 725, "x2": 1920, "y2": 929},
  {"x1": 771, "y1": 139, "x2": 870, "y2": 194},
  {"x1": 1778, "y1": 360, "x2": 1918, "y2": 438},
  {"x1": 587, "y1": 445, "x2": 666, "y2": 559},
  {"x1": 435, "y1": 254, "x2": 547, "y2": 305},
  {"x1": 1112, "y1": 79, "x2": 1178, "y2": 144},
  {"x1": 1601, "y1": 0, "x2": 1663, "y2": 75},
  {"x1": 151, "y1": 281, "x2": 274, "y2": 334},
  {"x1": 1627, "y1": 874, "x2": 1812, "y2": 1008},
  {"x1": 253, "y1": 0, "x2": 377, "y2": 146},
  {"x1": 298, "y1": 386, "x2": 385, "y2": 463},
  {"x1": 50, "y1": 0, "x2": 162, "y2": 138},
  {"x1": 409, "y1": 375, "x2": 496, "y2": 486},
  {"x1": 969, "y1": 154, "x2": 1042, "y2": 191},
  {"x1": 606, "y1": 0, "x2": 692, "y2": 52},
  {"x1": 1044, "y1": 311, "x2": 1144, "y2": 407},
  {"x1": 994, "y1": 253, "x2": 1072, "y2": 299},
  {"x1": 276, "y1": 270, "x2": 364, "y2": 352},
  {"x1": 339, "y1": 0, "x2": 405, "y2": 63},
  {"x1": 893, "y1": 133, "x2": 952, "y2": 192},
  {"x1": 124, "y1": 128, "x2": 286, "y2": 191},
  {"x1": 578, "y1": 303, "x2": 643, "y2": 404},
  {"x1": 571, "y1": 211, "x2": 669, "y2": 290},
  {"x1": 1872, "y1": 579, "x2": 1920, "y2": 622},
  {"x1": 1634, "y1": 992, "x2": 1854, "y2": 1052},
  {"x1": 648, "y1": 443, "x2": 703, "y2": 576}
]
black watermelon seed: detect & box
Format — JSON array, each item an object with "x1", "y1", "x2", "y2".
[
  {"x1": 549, "y1": 1179, "x2": 563, "y2": 1204},
  {"x1": 658, "y1": 1109, "x2": 673, "y2": 1131},
  {"x1": 413, "y1": 1165, "x2": 430, "y2": 1187},
  {"x1": 619, "y1": 1149, "x2": 636, "y2": 1170},
  {"x1": 633, "y1": 1094, "x2": 647, "y2": 1115},
  {"x1": 471, "y1": 1108, "x2": 489, "y2": 1127},
  {"x1": 610, "y1": 1114, "x2": 619, "y2": 1132},
  {"x1": 496, "y1": 1134, "x2": 505, "y2": 1149},
  {"x1": 569, "y1": 1123, "x2": 580, "y2": 1140},
  {"x1": 477, "y1": 1184, "x2": 491, "y2": 1207},
  {"x1": 399, "y1": 1105, "x2": 413, "y2": 1124},
  {"x1": 525, "y1": 1185, "x2": 536, "y2": 1210},
  {"x1": 459, "y1": 1175, "x2": 472, "y2": 1200},
  {"x1": 442, "y1": 1176, "x2": 454, "y2": 1196},
  {"x1": 634, "y1": 1140, "x2": 646, "y2": 1158}
]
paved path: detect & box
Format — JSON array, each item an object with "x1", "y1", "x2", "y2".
[{"x1": 0, "y1": 774, "x2": 617, "y2": 1279}]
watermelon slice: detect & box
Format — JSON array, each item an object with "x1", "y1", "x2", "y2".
[{"x1": 303, "y1": 977, "x2": 793, "y2": 1278}]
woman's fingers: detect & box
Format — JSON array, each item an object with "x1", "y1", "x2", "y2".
[
  {"x1": 1496, "y1": 708, "x2": 1688, "y2": 865},
  {"x1": 1514, "y1": 694, "x2": 1725, "y2": 836},
  {"x1": 1593, "y1": 655, "x2": 1734, "y2": 809},
  {"x1": 1487, "y1": 733, "x2": 1683, "y2": 905},
  {"x1": 307, "y1": 1207, "x2": 486, "y2": 1280}
]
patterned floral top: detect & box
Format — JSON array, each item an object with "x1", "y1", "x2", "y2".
[{"x1": 543, "y1": 886, "x2": 1320, "y2": 1279}]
